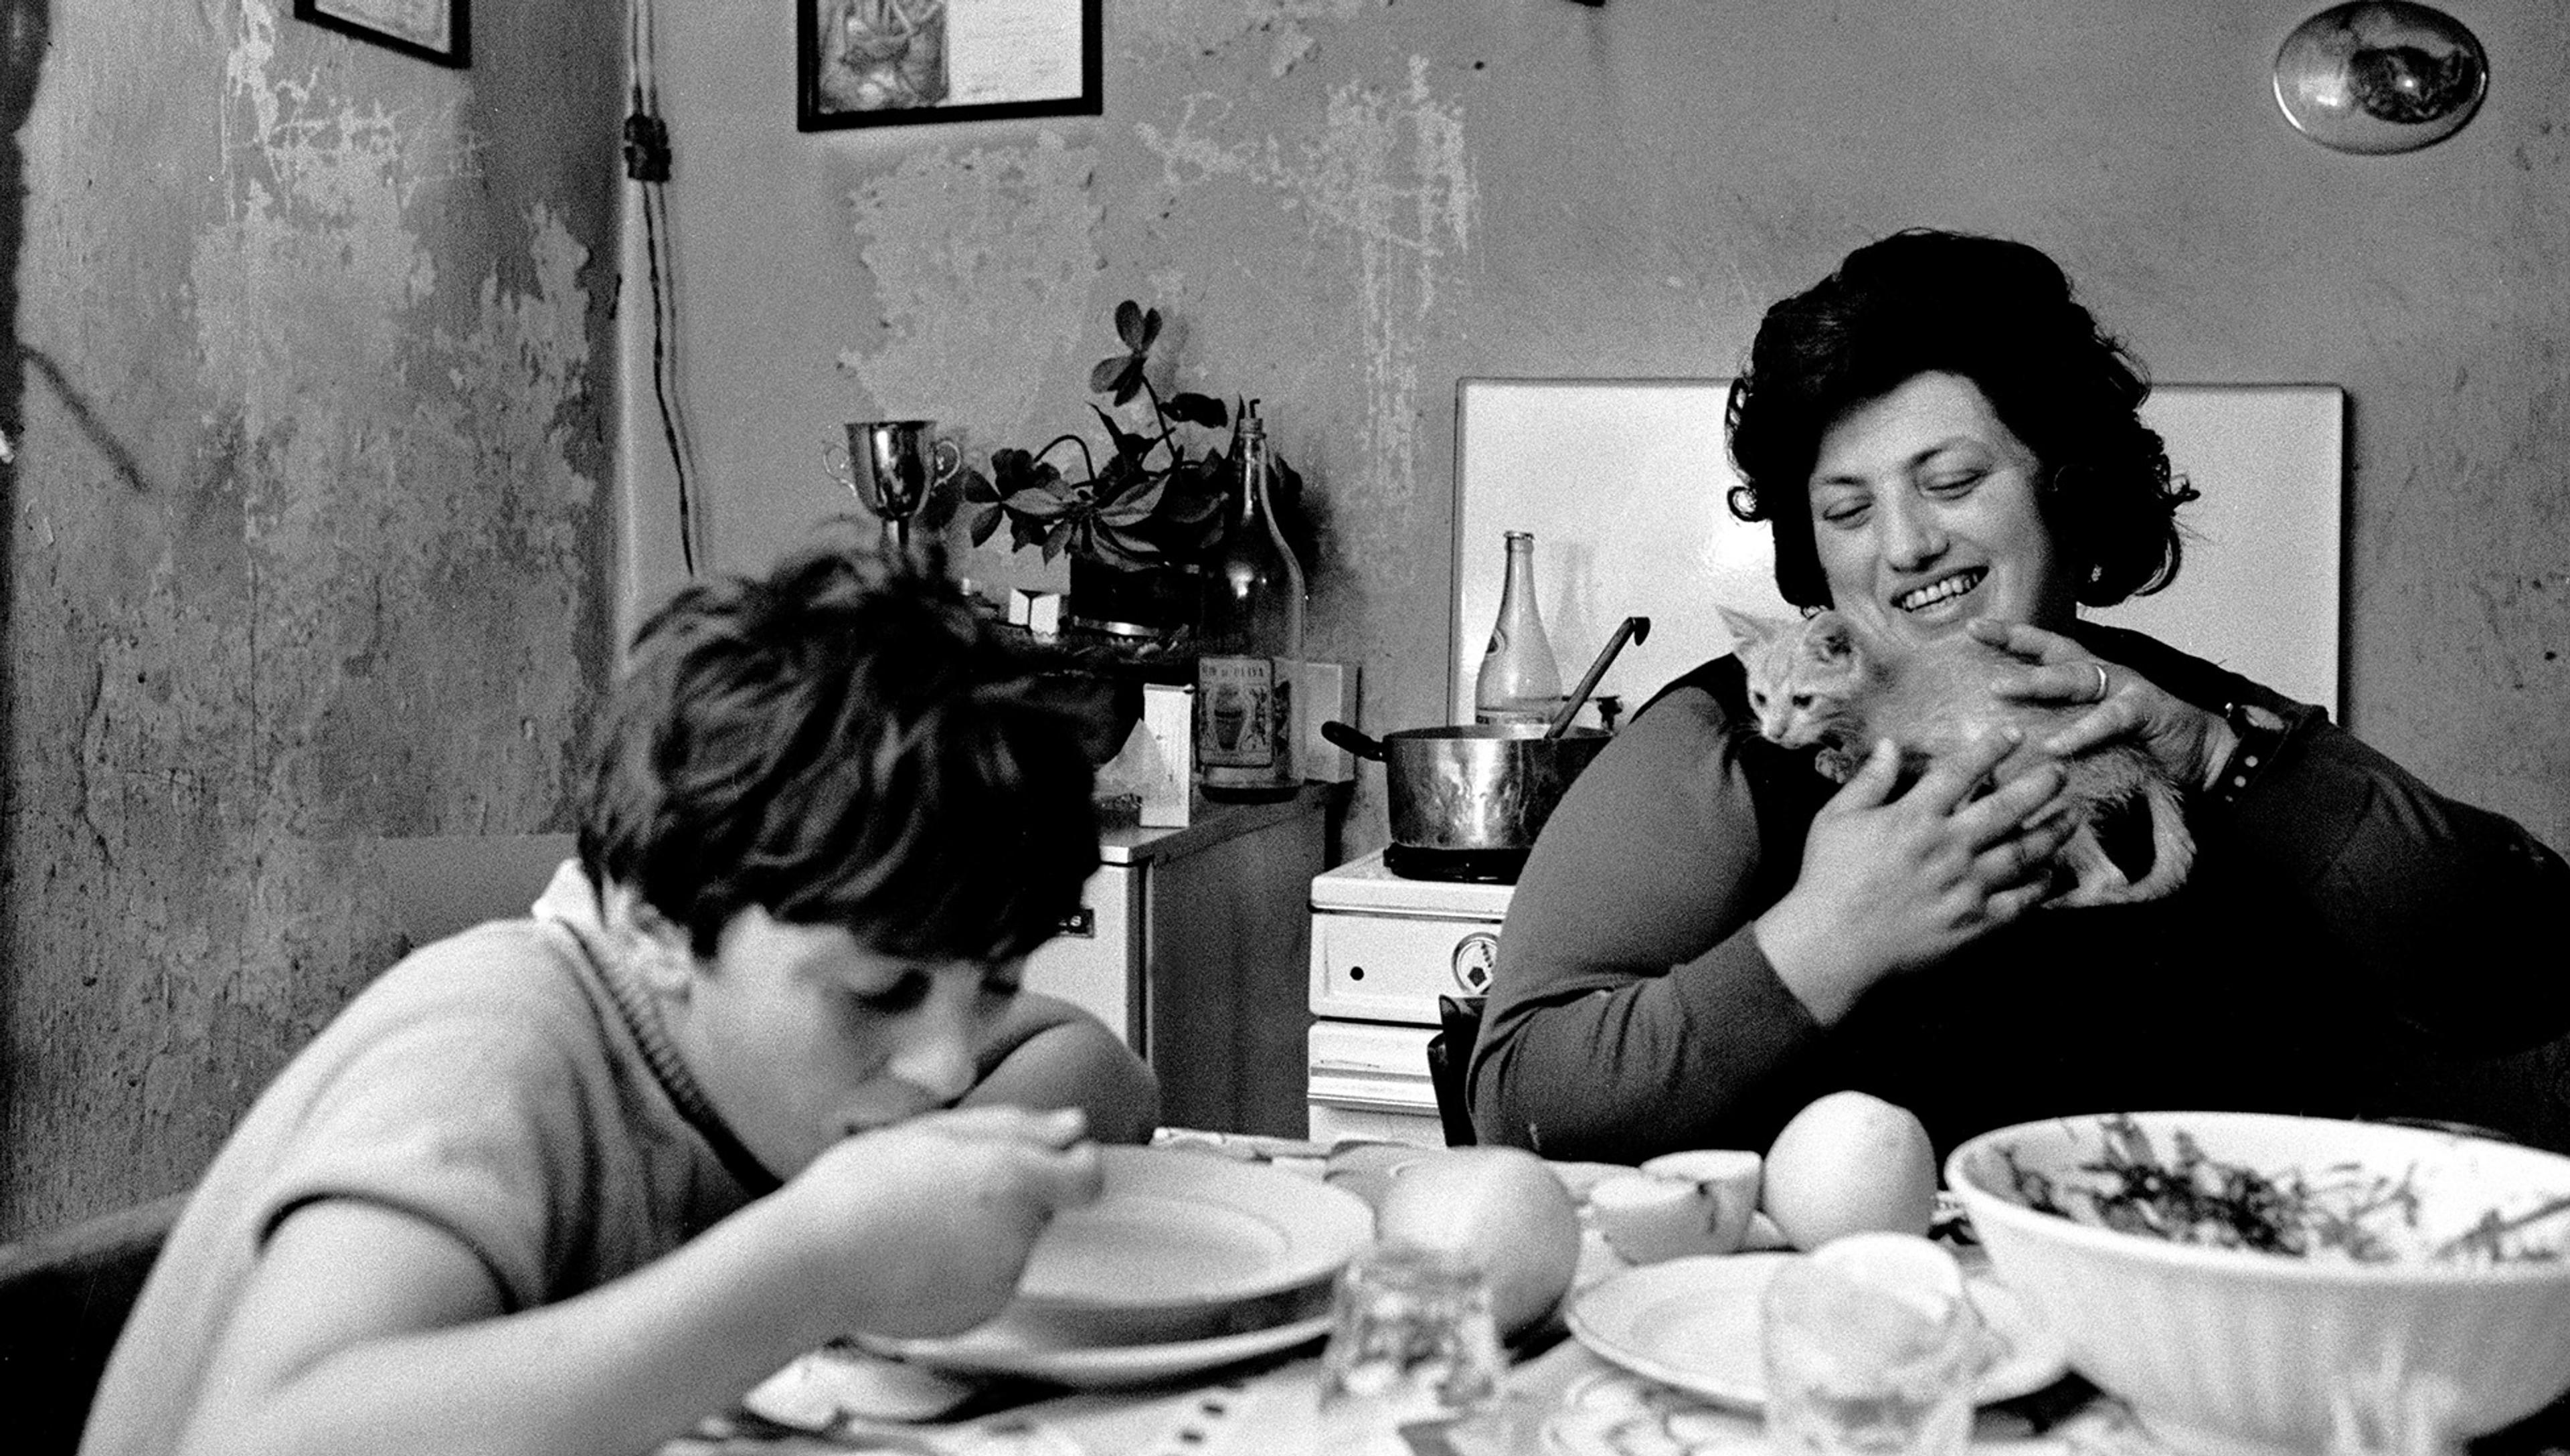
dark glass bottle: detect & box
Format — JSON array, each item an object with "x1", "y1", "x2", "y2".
[{"x1": 1195, "y1": 407, "x2": 1305, "y2": 800}]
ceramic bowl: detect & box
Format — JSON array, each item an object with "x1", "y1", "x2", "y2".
[{"x1": 1946, "y1": 1111, "x2": 2570, "y2": 1456}]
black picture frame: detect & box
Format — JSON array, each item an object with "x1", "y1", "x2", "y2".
[
  {"x1": 293, "y1": 0, "x2": 470, "y2": 70},
  {"x1": 799, "y1": 0, "x2": 1102, "y2": 132}
]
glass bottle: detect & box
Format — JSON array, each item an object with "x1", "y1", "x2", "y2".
[
  {"x1": 1474, "y1": 531, "x2": 1563, "y2": 725},
  {"x1": 1195, "y1": 405, "x2": 1305, "y2": 800}
]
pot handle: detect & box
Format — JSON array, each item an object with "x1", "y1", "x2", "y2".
[{"x1": 1318, "y1": 719, "x2": 1387, "y2": 763}]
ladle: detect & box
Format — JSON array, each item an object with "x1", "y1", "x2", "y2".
[{"x1": 1547, "y1": 616, "x2": 1650, "y2": 737}]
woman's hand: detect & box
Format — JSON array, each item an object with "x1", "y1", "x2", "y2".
[
  {"x1": 1753, "y1": 728, "x2": 2075, "y2": 1025},
  {"x1": 1967, "y1": 619, "x2": 2238, "y2": 793}
]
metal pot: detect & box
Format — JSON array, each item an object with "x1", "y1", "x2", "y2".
[{"x1": 1318, "y1": 720, "x2": 1611, "y2": 853}]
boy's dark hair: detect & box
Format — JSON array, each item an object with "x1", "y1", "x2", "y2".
[
  {"x1": 578, "y1": 544, "x2": 1099, "y2": 963},
  {"x1": 1725, "y1": 228, "x2": 2198, "y2": 611}
]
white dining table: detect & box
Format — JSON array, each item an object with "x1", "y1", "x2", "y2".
[{"x1": 651, "y1": 1131, "x2": 2174, "y2": 1456}]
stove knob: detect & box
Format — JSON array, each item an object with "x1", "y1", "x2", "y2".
[{"x1": 1450, "y1": 931, "x2": 1499, "y2": 995}]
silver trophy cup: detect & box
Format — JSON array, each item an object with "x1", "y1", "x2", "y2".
[{"x1": 826, "y1": 419, "x2": 961, "y2": 553}]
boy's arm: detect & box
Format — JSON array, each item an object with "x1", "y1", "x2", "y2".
[
  {"x1": 964, "y1": 989, "x2": 1161, "y2": 1142},
  {"x1": 173, "y1": 1107, "x2": 1101, "y2": 1456},
  {"x1": 174, "y1": 1198, "x2": 831, "y2": 1456}
]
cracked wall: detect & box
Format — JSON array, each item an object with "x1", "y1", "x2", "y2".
[
  {"x1": 1, "y1": 0, "x2": 620, "y2": 1233},
  {"x1": 642, "y1": 0, "x2": 2570, "y2": 898},
  {"x1": 591, "y1": 0, "x2": 2570, "y2": 1012}
]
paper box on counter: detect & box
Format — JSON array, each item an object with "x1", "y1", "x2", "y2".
[
  {"x1": 1007, "y1": 587, "x2": 1064, "y2": 637},
  {"x1": 1094, "y1": 682, "x2": 1193, "y2": 827}
]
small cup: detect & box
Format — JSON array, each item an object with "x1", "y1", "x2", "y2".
[
  {"x1": 1762, "y1": 1233, "x2": 1980, "y2": 1456},
  {"x1": 1318, "y1": 1243, "x2": 1505, "y2": 1449},
  {"x1": 1591, "y1": 1150, "x2": 1764, "y2": 1264}
]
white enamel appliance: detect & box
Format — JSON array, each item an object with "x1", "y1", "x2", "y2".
[{"x1": 1306, "y1": 854, "x2": 1510, "y2": 1145}]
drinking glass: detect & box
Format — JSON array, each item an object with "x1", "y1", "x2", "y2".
[
  {"x1": 1762, "y1": 1233, "x2": 1982, "y2": 1456},
  {"x1": 1316, "y1": 1243, "x2": 1507, "y2": 1456}
]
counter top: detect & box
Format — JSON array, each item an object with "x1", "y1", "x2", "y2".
[{"x1": 1094, "y1": 780, "x2": 1347, "y2": 866}]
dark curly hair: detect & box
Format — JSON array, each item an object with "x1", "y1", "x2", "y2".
[
  {"x1": 578, "y1": 541, "x2": 1099, "y2": 964},
  {"x1": 1726, "y1": 229, "x2": 2198, "y2": 611}
]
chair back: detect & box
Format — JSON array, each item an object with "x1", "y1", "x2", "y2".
[
  {"x1": 0, "y1": 1192, "x2": 189, "y2": 1456},
  {"x1": 1424, "y1": 994, "x2": 1484, "y2": 1147}
]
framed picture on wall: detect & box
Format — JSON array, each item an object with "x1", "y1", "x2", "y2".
[
  {"x1": 293, "y1": 0, "x2": 470, "y2": 69},
  {"x1": 799, "y1": 0, "x2": 1102, "y2": 131}
]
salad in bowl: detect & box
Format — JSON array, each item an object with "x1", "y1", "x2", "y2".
[{"x1": 1946, "y1": 1111, "x2": 2570, "y2": 1456}]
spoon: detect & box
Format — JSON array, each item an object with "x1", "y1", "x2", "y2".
[{"x1": 1547, "y1": 616, "x2": 1650, "y2": 737}]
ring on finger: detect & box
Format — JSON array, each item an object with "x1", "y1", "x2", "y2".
[{"x1": 2088, "y1": 662, "x2": 2110, "y2": 704}]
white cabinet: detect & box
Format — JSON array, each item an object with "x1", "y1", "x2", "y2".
[
  {"x1": 1024, "y1": 784, "x2": 1341, "y2": 1138},
  {"x1": 1023, "y1": 862, "x2": 1142, "y2": 1046}
]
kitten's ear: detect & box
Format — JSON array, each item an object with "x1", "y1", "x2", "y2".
[
  {"x1": 1805, "y1": 610, "x2": 1855, "y2": 662},
  {"x1": 1717, "y1": 604, "x2": 1777, "y2": 651}
]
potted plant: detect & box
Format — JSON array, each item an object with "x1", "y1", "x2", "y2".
[{"x1": 959, "y1": 300, "x2": 1302, "y2": 638}]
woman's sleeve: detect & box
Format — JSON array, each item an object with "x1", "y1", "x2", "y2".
[
  {"x1": 1464, "y1": 688, "x2": 1825, "y2": 1162},
  {"x1": 2225, "y1": 699, "x2": 2570, "y2": 1051}
]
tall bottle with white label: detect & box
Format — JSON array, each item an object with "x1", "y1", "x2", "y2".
[
  {"x1": 1195, "y1": 405, "x2": 1305, "y2": 800},
  {"x1": 1474, "y1": 531, "x2": 1563, "y2": 725}
]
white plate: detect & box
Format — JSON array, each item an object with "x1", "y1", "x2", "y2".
[
  {"x1": 861, "y1": 1309, "x2": 1335, "y2": 1389},
  {"x1": 1565, "y1": 1253, "x2": 2069, "y2": 1413},
  {"x1": 1014, "y1": 1146, "x2": 1373, "y2": 1314}
]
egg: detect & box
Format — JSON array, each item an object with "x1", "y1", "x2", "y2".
[
  {"x1": 1373, "y1": 1146, "x2": 1582, "y2": 1338},
  {"x1": 1760, "y1": 1091, "x2": 1938, "y2": 1251}
]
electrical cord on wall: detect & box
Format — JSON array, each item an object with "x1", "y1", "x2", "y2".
[{"x1": 626, "y1": 0, "x2": 697, "y2": 577}]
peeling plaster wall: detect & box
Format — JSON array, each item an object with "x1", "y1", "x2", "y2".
[
  {"x1": 2, "y1": 0, "x2": 621, "y2": 1235},
  {"x1": 628, "y1": 1, "x2": 2570, "y2": 867}
]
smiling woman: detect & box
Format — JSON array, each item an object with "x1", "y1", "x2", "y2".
[
  {"x1": 1802, "y1": 373, "x2": 2073, "y2": 644},
  {"x1": 1466, "y1": 229, "x2": 2570, "y2": 1168}
]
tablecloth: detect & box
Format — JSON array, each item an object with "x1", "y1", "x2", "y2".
[{"x1": 649, "y1": 1129, "x2": 2191, "y2": 1456}]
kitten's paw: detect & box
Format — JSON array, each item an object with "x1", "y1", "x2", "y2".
[{"x1": 1814, "y1": 748, "x2": 1856, "y2": 784}]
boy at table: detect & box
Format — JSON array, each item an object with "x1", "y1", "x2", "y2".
[{"x1": 80, "y1": 544, "x2": 1159, "y2": 1456}]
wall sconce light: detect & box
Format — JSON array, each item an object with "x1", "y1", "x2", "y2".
[{"x1": 2274, "y1": 1, "x2": 2487, "y2": 154}]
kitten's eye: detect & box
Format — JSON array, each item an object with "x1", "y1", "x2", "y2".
[{"x1": 1792, "y1": 693, "x2": 1813, "y2": 709}]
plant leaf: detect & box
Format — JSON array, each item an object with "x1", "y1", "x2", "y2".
[
  {"x1": 989, "y1": 448, "x2": 1035, "y2": 493},
  {"x1": 993, "y1": 449, "x2": 1067, "y2": 500},
  {"x1": 1165, "y1": 392, "x2": 1227, "y2": 430},
  {"x1": 1099, "y1": 472, "x2": 1169, "y2": 528},
  {"x1": 959, "y1": 466, "x2": 998, "y2": 505},
  {"x1": 1113, "y1": 300, "x2": 1151, "y2": 352},
  {"x1": 1043, "y1": 518, "x2": 1082, "y2": 562},
  {"x1": 964, "y1": 503, "x2": 1002, "y2": 547},
  {"x1": 1089, "y1": 353, "x2": 1134, "y2": 395},
  {"x1": 1092, "y1": 404, "x2": 1150, "y2": 464},
  {"x1": 1159, "y1": 488, "x2": 1225, "y2": 531},
  {"x1": 1007, "y1": 488, "x2": 1074, "y2": 522},
  {"x1": 1140, "y1": 454, "x2": 1226, "y2": 557},
  {"x1": 1096, "y1": 532, "x2": 1163, "y2": 569}
]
